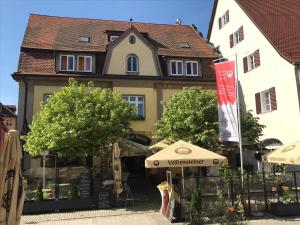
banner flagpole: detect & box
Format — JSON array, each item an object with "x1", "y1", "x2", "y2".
[
  {"x1": 214, "y1": 54, "x2": 244, "y2": 187},
  {"x1": 235, "y1": 53, "x2": 244, "y2": 187}
]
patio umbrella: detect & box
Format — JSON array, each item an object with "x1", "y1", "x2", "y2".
[
  {"x1": 145, "y1": 140, "x2": 227, "y2": 192},
  {"x1": 149, "y1": 139, "x2": 175, "y2": 153},
  {"x1": 112, "y1": 143, "x2": 123, "y2": 195},
  {"x1": 263, "y1": 139, "x2": 300, "y2": 165},
  {"x1": 0, "y1": 130, "x2": 24, "y2": 225}
]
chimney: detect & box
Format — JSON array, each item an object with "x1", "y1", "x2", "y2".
[{"x1": 176, "y1": 18, "x2": 182, "y2": 25}]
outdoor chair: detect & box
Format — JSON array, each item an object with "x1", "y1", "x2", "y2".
[{"x1": 118, "y1": 183, "x2": 134, "y2": 207}]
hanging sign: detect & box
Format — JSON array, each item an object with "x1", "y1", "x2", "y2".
[{"x1": 215, "y1": 61, "x2": 239, "y2": 142}]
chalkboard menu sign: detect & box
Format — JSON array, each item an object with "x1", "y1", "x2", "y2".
[
  {"x1": 79, "y1": 172, "x2": 90, "y2": 199},
  {"x1": 98, "y1": 190, "x2": 113, "y2": 209}
]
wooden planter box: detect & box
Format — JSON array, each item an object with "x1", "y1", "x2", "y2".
[
  {"x1": 271, "y1": 203, "x2": 300, "y2": 217},
  {"x1": 23, "y1": 198, "x2": 95, "y2": 214}
]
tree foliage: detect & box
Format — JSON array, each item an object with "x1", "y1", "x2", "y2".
[
  {"x1": 154, "y1": 87, "x2": 265, "y2": 149},
  {"x1": 23, "y1": 79, "x2": 135, "y2": 157}
]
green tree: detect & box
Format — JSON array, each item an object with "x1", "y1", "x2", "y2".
[
  {"x1": 154, "y1": 87, "x2": 265, "y2": 149},
  {"x1": 23, "y1": 79, "x2": 135, "y2": 157}
]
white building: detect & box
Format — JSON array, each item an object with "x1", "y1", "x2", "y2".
[{"x1": 208, "y1": 0, "x2": 300, "y2": 146}]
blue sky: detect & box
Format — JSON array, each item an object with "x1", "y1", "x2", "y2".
[{"x1": 0, "y1": 0, "x2": 214, "y2": 108}]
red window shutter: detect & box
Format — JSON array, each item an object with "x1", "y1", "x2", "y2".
[
  {"x1": 218, "y1": 17, "x2": 222, "y2": 29},
  {"x1": 255, "y1": 93, "x2": 262, "y2": 114},
  {"x1": 226, "y1": 10, "x2": 229, "y2": 22},
  {"x1": 243, "y1": 57, "x2": 248, "y2": 73},
  {"x1": 61, "y1": 56, "x2": 67, "y2": 70},
  {"x1": 239, "y1": 26, "x2": 244, "y2": 41},
  {"x1": 230, "y1": 34, "x2": 234, "y2": 48},
  {"x1": 254, "y1": 49, "x2": 260, "y2": 67},
  {"x1": 269, "y1": 87, "x2": 277, "y2": 111}
]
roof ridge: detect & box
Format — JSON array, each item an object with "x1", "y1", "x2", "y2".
[{"x1": 29, "y1": 13, "x2": 192, "y2": 28}]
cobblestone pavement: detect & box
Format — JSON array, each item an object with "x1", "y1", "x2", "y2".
[{"x1": 21, "y1": 209, "x2": 300, "y2": 225}]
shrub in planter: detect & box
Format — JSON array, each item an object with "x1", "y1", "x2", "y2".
[
  {"x1": 189, "y1": 187, "x2": 203, "y2": 224},
  {"x1": 68, "y1": 182, "x2": 79, "y2": 200},
  {"x1": 35, "y1": 183, "x2": 44, "y2": 201},
  {"x1": 207, "y1": 190, "x2": 248, "y2": 225},
  {"x1": 271, "y1": 190, "x2": 300, "y2": 217}
]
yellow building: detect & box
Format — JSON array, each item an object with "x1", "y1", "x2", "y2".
[
  {"x1": 14, "y1": 14, "x2": 218, "y2": 142},
  {"x1": 12, "y1": 15, "x2": 218, "y2": 188}
]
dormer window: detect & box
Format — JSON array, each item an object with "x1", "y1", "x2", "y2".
[
  {"x1": 127, "y1": 54, "x2": 138, "y2": 73},
  {"x1": 77, "y1": 56, "x2": 92, "y2": 72},
  {"x1": 60, "y1": 55, "x2": 74, "y2": 71},
  {"x1": 110, "y1": 35, "x2": 119, "y2": 42},
  {"x1": 179, "y1": 42, "x2": 190, "y2": 48},
  {"x1": 186, "y1": 61, "x2": 198, "y2": 76},
  {"x1": 170, "y1": 60, "x2": 183, "y2": 75},
  {"x1": 79, "y1": 36, "x2": 90, "y2": 43}
]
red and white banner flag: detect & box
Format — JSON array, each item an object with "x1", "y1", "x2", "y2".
[{"x1": 215, "y1": 61, "x2": 239, "y2": 142}]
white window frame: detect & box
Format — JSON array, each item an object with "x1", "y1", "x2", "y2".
[
  {"x1": 185, "y1": 61, "x2": 198, "y2": 76},
  {"x1": 221, "y1": 13, "x2": 229, "y2": 27},
  {"x1": 60, "y1": 55, "x2": 75, "y2": 71},
  {"x1": 4, "y1": 119, "x2": 12, "y2": 127},
  {"x1": 233, "y1": 29, "x2": 241, "y2": 46},
  {"x1": 126, "y1": 55, "x2": 139, "y2": 73},
  {"x1": 77, "y1": 55, "x2": 93, "y2": 72},
  {"x1": 170, "y1": 60, "x2": 183, "y2": 76},
  {"x1": 247, "y1": 53, "x2": 256, "y2": 71},
  {"x1": 110, "y1": 35, "x2": 119, "y2": 42},
  {"x1": 260, "y1": 89, "x2": 271, "y2": 113},
  {"x1": 122, "y1": 95, "x2": 145, "y2": 118}
]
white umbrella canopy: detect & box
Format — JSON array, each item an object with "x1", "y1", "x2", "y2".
[
  {"x1": 0, "y1": 130, "x2": 24, "y2": 225},
  {"x1": 145, "y1": 140, "x2": 227, "y2": 168},
  {"x1": 148, "y1": 139, "x2": 175, "y2": 153},
  {"x1": 263, "y1": 139, "x2": 300, "y2": 165}
]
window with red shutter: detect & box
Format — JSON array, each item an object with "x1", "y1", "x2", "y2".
[
  {"x1": 219, "y1": 10, "x2": 230, "y2": 29},
  {"x1": 239, "y1": 26, "x2": 244, "y2": 41},
  {"x1": 254, "y1": 49, "x2": 260, "y2": 67},
  {"x1": 269, "y1": 87, "x2": 277, "y2": 111},
  {"x1": 226, "y1": 10, "x2": 229, "y2": 23},
  {"x1": 243, "y1": 57, "x2": 248, "y2": 73},
  {"x1": 255, "y1": 93, "x2": 261, "y2": 114},
  {"x1": 230, "y1": 34, "x2": 234, "y2": 48}
]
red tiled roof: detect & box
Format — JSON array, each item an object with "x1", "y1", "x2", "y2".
[
  {"x1": 22, "y1": 14, "x2": 217, "y2": 58},
  {"x1": 208, "y1": 0, "x2": 300, "y2": 63},
  {"x1": 236, "y1": 0, "x2": 300, "y2": 63},
  {"x1": 18, "y1": 51, "x2": 55, "y2": 73}
]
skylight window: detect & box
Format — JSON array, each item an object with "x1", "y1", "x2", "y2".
[
  {"x1": 179, "y1": 42, "x2": 190, "y2": 48},
  {"x1": 79, "y1": 36, "x2": 90, "y2": 43}
]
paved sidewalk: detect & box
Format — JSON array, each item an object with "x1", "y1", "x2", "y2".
[{"x1": 21, "y1": 209, "x2": 300, "y2": 225}]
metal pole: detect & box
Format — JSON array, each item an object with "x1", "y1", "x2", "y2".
[
  {"x1": 262, "y1": 165, "x2": 268, "y2": 211},
  {"x1": 230, "y1": 176, "x2": 234, "y2": 206},
  {"x1": 235, "y1": 53, "x2": 244, "y2": 187},
  {"x1": 54, "y1": 156, "x2": 59, "y2": 199},
  {"x1": 43, "y1": 155, "x2": 46, "y2": 191},
  {"x1": 247, "y1": 173, "x2": 251, "y2": 215},
  {"x1": 181, "y1": 167, "x2": 185, "y2": 195},
  {"x1": 294, "y1": 172, "x2": 299, "y2": 203}
]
